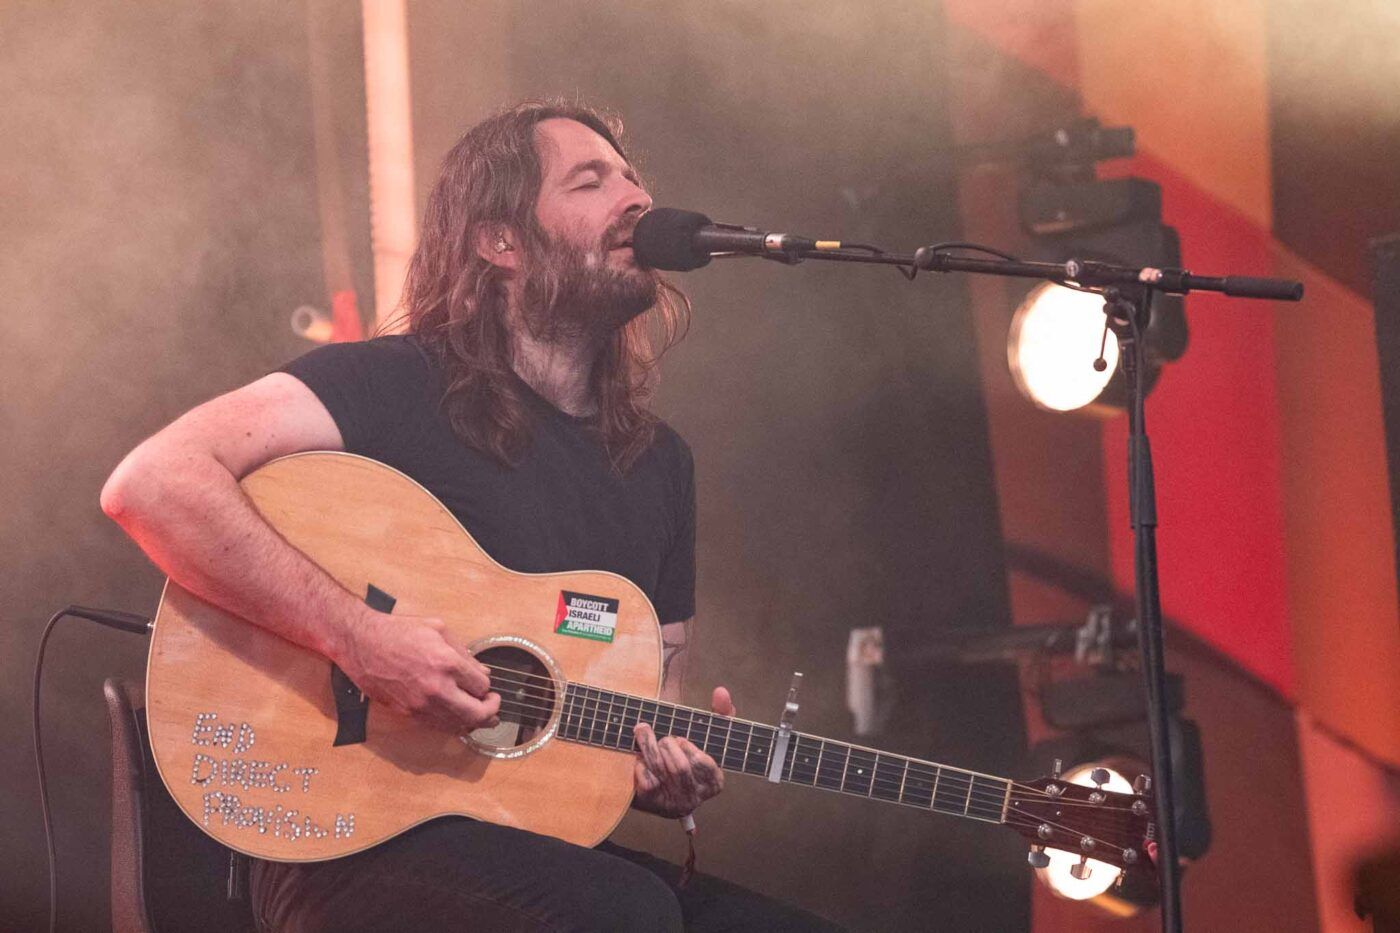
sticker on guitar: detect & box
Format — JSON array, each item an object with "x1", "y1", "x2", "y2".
[
  {"x1": 187, "y1": 711, "x2": 355, "y2": 843},
  {"x1": 554, "y1": 591, "x2": 619, "y2": 643}
]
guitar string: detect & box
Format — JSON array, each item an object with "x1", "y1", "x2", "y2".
[
  {"x1": 480, "y1": 680, "x2": 1139, "y2": 829},
  {"x1": 477, "y1": 667, "x2": 1140, "y2": 814},
  {"x1": 484, "y1": 688, "x2": 1134, "y2": 828},
  {"x1": 483, "y1": 695, "x2": 1138, "y2": 857},
  {"x1": 476, "y1": 661, "x2": 1110, "y2": 805},
  {"x1": 480, "y1": 695, "x2": 1134, "y2": 855},
  {"x1": 468, "y1": 661, "x2": 1142, "y2": 854},
  {"x1": 479, "y1": 671, "x2": 1139, "y2": 816}
]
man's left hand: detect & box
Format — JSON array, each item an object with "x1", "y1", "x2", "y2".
[{"x1": 631, "y1": 687, "x2": 734, "y2": 819}]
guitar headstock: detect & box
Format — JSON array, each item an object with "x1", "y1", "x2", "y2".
[{"x1": 1006, "y1": 769, "x2": 1157, "y2": 890}]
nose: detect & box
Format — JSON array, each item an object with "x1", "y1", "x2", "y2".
[{"x1": 619, "y1": 176, "x2": 652, "y2": 220}]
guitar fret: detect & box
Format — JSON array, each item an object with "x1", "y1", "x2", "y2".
[
  {"x1": 612, "y1": 693, "x2": 630, "y2": 748},
  {"x1": 745, "y1": 725, "x2": 773, "y2": 776},
  {"x1": 607, "y1": 691, "x2": 625, "y2": 748},
  {"x1": 599, "y1": 691, "x2": 616, "y2": 748},
  {"x1": 564, "y1": 687, "x2": 580, "y2": 741},
  {"x1": 708, "y1": 716, "x2": 728, "y2": 761},
  {"x1": 577, "y1": 687, "x2": 594, "y2": 746},
  {"x1": 967, "y1": 775, "x2": 1010, "y2": 824},
  {"x1": 718, "y1": 720, "x2": 745, "y2": 771},
  {"x1": 788, "y1": 735, "x2": 819, "y2": 785},
  {"x1": 555, "y1": 684, "x2": 1013, "y2": 830},
  {"x1": 621, "y1": 695, "x2": 638, "y2": 749},
  {"x1": 901, "y1": 761, "x2": 936, "y2": 808},
  {"x1": 590, "y1": 688, "x2": 609, "y2": 748},
  {"x1": 614, "y1": 693, "x2": 630, "y2": 748},
  {"x1": 843, "y1": 748, "x2": 876, "y2": 796},
  {"x1": 933, "y1": 769, "x2": 970, "y2": 814},
  {"x1": 816, "y1": 741, "x2": 848, "y2": 791},
  {"x1": 654, "y1": 702, "x2": 671, "y2": 740},
  {"x1": 640, "y1": 699, "x2": 659, "y2": 743},
  {"x1": 590, "y1": 688, "x2": 606, "y2": 748},
  {"x1": 715, "y1": 716, "x2": 733, "y2": 764},
  {"x1": 872, "y1": 753, "x2": 904, "y2": 802}
]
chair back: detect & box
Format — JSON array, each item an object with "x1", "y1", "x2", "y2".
[{"x1": 104, "y1": 677, "x2": 255, "y2": 933}]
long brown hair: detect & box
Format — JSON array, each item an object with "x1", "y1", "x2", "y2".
[{"x1": 392, "y1": 99, "x2": 690, "y2": 471}]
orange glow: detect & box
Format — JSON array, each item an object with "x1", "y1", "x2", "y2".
[{"x1": 363, "y1": 0, "x2": 417, "y2": 330}]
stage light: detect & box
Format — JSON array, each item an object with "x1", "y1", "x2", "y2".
[
  {"x1": 1009, "y1": 168, "x2": 1188, "y2": 414},
  {"x1": 1007, "y1": 283, "x2": 1118, "y2": 413},
  {"x1": 1033, "y1": 761, "x2": 1141, "y2": 913}
]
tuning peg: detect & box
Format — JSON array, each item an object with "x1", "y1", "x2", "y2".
[
  {"x1": 1090, "y1": 767, "x2": 1110, "y2": 788},
  {"x1": 1070, "y1": 855, "x2": 1093, "y2": 881},
  {"x1": 1052, "y1": 758, "x2": 1063, "y2": 779},
  {"x1": 1027, "y1": 845, "x2": 1050, "y2": 870},
  {"x1": 1133, "y1": 773, "x2": 1151, "y2": 795}
]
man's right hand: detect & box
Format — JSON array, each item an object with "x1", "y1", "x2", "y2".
[{"x1": 336, "y1": 610, "x2": 501, "y2": 735}]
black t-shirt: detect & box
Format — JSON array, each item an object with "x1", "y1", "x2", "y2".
[{"x1": 277, "y1": 335, "x2": 695, "y2": 624}]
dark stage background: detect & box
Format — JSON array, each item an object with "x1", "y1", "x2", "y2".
[{"x1": 3, "y1": 2, "x2": 1029, "y2": 930}]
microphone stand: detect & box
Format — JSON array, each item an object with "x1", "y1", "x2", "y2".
[{"x1": 760, "y1": 241, "x2": 1303, "y2": 933}]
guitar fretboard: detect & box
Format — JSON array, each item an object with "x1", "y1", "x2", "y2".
[{"x1": 559, "y1": 683, "x2": 1009, "y2": 824}]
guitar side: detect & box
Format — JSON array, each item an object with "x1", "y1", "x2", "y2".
[{"x1": 145, "y1": 451, "x2": 663, "y2": 862}]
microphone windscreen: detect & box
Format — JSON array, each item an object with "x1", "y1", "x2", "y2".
[{"x1": 633, "y1": 208, "x2": 713, "y2": 271}]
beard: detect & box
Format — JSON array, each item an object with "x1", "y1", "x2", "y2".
[{"x1": 519, "y1": 223, "x2": 659, "y2": 345}]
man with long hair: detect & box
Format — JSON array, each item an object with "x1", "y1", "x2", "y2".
[{"x1": 101, "y1": 100, "x2": 838, "y2": 931}]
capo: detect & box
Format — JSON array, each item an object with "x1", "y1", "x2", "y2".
[{"x1": 767, "y1": 672, "x2": 803, "y2": 783}]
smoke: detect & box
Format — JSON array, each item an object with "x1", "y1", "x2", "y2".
[{"x1": 0, "y1": 3, "x2": 337, "y2": 928}]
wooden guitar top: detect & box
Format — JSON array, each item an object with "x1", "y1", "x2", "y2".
[{"x1": 145, "y1": 452, "x2": 662, "y2": 862}]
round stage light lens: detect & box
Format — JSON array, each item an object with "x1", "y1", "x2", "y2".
[{"x1": 1008, "y1": 284, "x2": 1116, "y2": 412}]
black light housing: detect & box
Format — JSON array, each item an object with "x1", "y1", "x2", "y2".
[{"x1": 1008, "y1": 175, "x2": 1189, "y2": 415}]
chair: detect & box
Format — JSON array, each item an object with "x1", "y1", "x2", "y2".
[{"x1": 105, "y1": 677, "x2": 257, "y2": 933}]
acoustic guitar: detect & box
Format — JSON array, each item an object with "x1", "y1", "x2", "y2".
[{"x1": 146, "y1": 452, "x2": 1156, "y2": 889}]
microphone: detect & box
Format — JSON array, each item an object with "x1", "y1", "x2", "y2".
[{"x1": 633, "y1": 208, "x2": 828, "y2": 271}]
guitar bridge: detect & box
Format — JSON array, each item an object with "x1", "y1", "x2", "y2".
[{"x1": 330, "y1": 583, "x2": 397, "y2": 746}]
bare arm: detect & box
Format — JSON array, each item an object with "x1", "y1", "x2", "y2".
[
  {"x1": 100, "y1": 373, "x2": 499, "y2": 731},
  {"x1": 659, "y1": 618, "x2": 692, "y2": 704}
]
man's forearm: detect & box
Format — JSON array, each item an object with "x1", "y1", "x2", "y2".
[
  {"x1": 659, "y1": 619, "x2": 690, "y2": 704},
  {"x1": 101, "y1": 447, "x2": 369, "y2": 660}
]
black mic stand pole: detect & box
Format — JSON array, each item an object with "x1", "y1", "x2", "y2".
[
  {"x1": 757, "y1": 242, "x2": 1303, "y2": 933},
  {"x1": 1104, "y1": 283, "x2": 1183, "y2": 933}
]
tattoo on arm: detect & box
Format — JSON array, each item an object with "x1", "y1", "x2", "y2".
[{"x1": 660, "y1": 618, "x2": 692, "y2": 701}]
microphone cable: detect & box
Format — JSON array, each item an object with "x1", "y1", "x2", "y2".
[{"x1": 34, "y1": 606, "x2": 152, "y2": 933}]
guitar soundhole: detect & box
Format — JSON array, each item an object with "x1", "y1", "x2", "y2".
[{"x1": 469, "y1": 645, "x2": 557, "y2": 753}]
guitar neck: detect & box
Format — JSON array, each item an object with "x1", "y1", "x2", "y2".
[{"x1": 559, "y1": 683, "x2": 1011, "y2": 825}]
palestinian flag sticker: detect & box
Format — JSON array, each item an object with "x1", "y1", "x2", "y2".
[{"x1": 554, "y1": 590, "x2": 620, "y2": 643}]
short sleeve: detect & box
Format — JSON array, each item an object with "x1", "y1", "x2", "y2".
[
  {"x1": 276, "y1": 336, "x2": 430, "y2": 459},
  {"x1": 651, "y1": 435, "x2": 696, "y2": 624}
]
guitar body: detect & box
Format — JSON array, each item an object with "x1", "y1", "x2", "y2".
[{"x1": 146, "y1": 451, "x2": 662, "y2": 862}]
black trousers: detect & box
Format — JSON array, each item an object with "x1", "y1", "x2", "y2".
[{"x1": 250, "y1": 817, "x2": 843, "y2": 932}]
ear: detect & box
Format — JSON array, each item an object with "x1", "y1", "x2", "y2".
[{"x1": 472, "y1": 225, "x2": 520, "y2": 271}]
